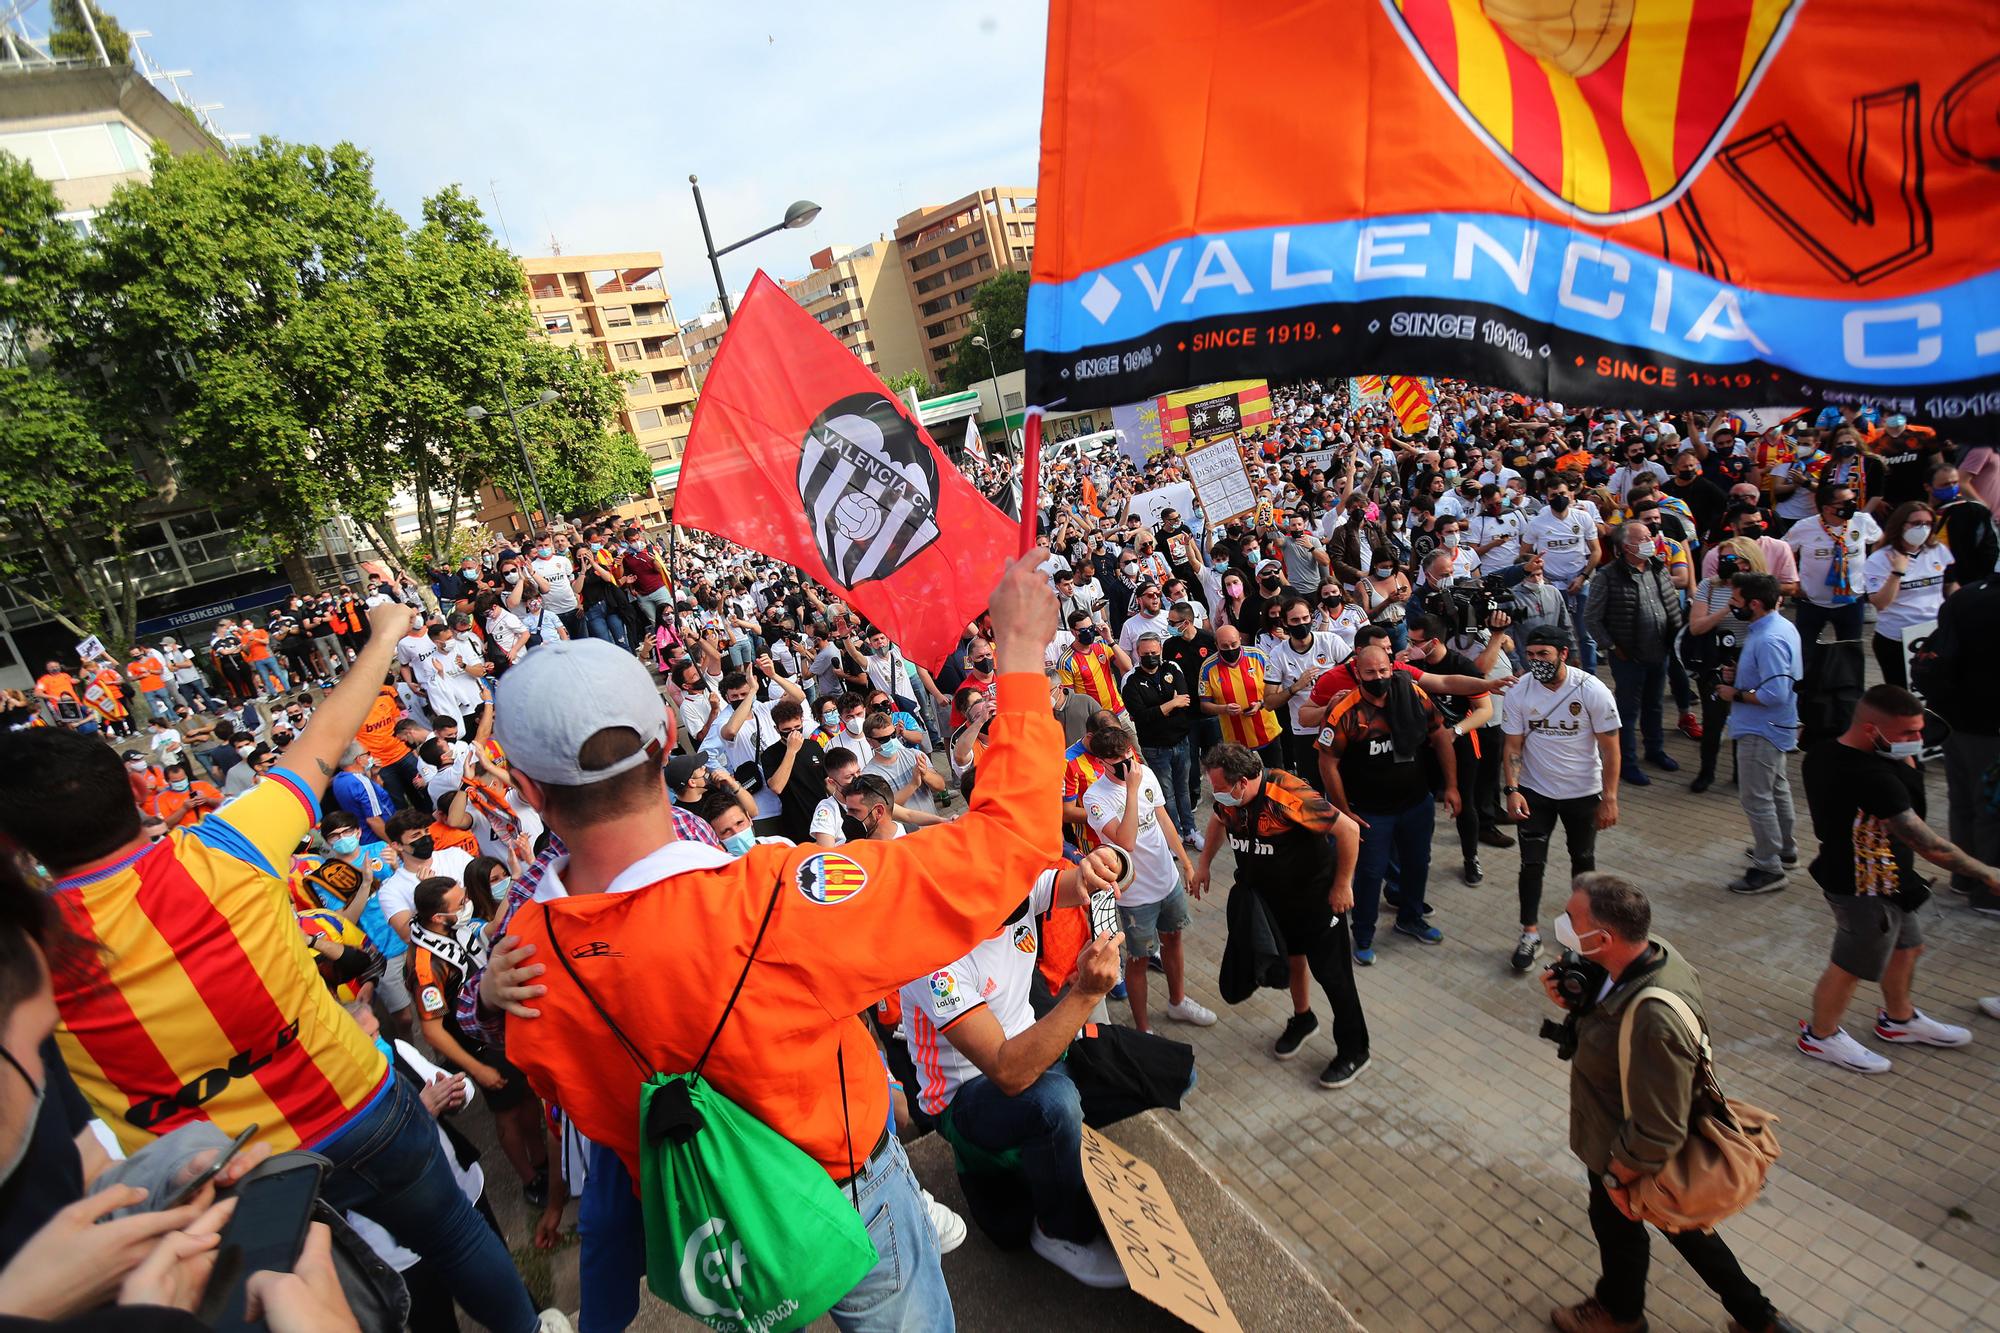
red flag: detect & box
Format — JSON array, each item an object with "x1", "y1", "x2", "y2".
[{"x1": 674, "y1": 273, "x2": 1017, "y2": 672}]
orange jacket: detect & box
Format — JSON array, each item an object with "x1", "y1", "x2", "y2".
[
  {"x1": 241, "y1": 628, "x2": 272, "y2": 662},
  {"x1": 505, "y1": 671, "x2": 1062, "y2": 1182},
  {"x1": 355, "y1": 687, "x2": 411, "y2": 766}
]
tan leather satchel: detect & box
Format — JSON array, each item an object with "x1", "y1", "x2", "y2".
[{"x1": 1616, "y1": 987, "x2": 1781, "y2": 1233}]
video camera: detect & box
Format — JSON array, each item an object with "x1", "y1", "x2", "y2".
[{"x1": 1434, "y1": 573, "x2": 1514, "y2": 638}]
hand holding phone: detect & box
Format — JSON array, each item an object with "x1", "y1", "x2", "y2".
[{"x1": 197, "y1": 1158, "x2": 325, "y2": 1333}]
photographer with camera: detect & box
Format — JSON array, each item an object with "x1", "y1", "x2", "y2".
[{"x1": 1541, "y1": 874, "x2": 1797, "y2": 1333}]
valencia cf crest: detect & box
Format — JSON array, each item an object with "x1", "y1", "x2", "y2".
[
  {"x1": 797, "y1": 392, "x2": 942, "y2": 588},
  {"x1": 796, "y1": 851, "x2": 871, "y2": 905},
  {"x1": 1380, "y1": 0, "x2": 1803, "y2": 220},
  {"x1": 1569, "y1": 700, "x2": 1583, "y2": 716}
]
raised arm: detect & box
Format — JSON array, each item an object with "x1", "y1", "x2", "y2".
[{"x1": 286, "y1": 602, "x2": 421, "y2": 799}]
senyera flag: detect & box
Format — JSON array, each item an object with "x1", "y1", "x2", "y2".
[
  {"x1": 1024, "y1": 0, "x2": 2000, "y2": 429},
  {"x1": 674, "y1": 273, "x2": 1017, "y2": 670}
]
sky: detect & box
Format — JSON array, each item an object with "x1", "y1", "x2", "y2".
[{"x1": 97, "y1": 1, "x2": 1050, "y2": 316}]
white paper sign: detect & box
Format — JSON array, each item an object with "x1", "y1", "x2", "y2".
[{"x1": 1184, "y1": 437, "x2": 1257, "y2": 526}]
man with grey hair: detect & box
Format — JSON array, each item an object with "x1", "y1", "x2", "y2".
[
  {"x1": 1586, "y1": 521, "x2": 1685, "y2": 788},
  {"x1": 330, "y1": 740, "x2": 396, "y2": 843},
  {"x1": 1542, "y1": 873, "x2": 1796, "y2": 1333},
  {"x1": 1122, "y1": 629, "x2": 1199, "y2": 845}
]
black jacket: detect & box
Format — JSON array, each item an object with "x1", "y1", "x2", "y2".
[
  {"x1": 1122, "y1": 661, "x2": 1195, "y2": 748},
  {"x1": 1586, "y1": 553, "x2": 1685, "y2": 664}
]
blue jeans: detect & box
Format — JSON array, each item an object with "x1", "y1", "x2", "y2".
[
  {"x1": 138, "y1": 686, "x2": 175, "y2": 721},
  {"x1": 1351, "y1": 798, "x2": 1435, "y2": 948},
  {"x1": 317, "y1": 1073, "x2": 538, "y2": 1333},
  {"x1": 249, "y1": 657, "x2": 289, "y2": 693},
  {"x1": 1143, "y1": 738, "x2": 1195, "y2": 837},
  {"x1": 1609, "y1": 656, "x2": 1667, "y2": 763},
  {"x1": 578, "y1": 1135, "x2": 952, "y2": 1333},
  {"x1": 584, "y1": 600, "x2": 630, "y2": 649},
  {"x1": 948, "y1": 1062, "x2": 1096, "y2": 1245},
  {"x1": 1565, "y1": 583, "x2": 1598, "y2": 673}
]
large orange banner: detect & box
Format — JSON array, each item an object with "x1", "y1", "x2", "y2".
[{"x1": 1024, "y1": 0, "x2": 2000, "y2": 427}]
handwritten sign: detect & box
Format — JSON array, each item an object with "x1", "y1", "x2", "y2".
[
  {"x1": 1079, "y1": 1125, "x2": 1242, "y2": 1333},
  {"x1": 74, "y1": 635, "x2": 106, "y2": 663},
  {"x1": 1183, "y1": 437, "x2": 1256, "y2": 528}
]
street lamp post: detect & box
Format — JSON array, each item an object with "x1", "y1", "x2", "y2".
[
  {"x1": 970, "y1": 318, "x2": 1024, "y2": 457},
  {"x1": 688, "y1": 174, "x2": 822, "y2": 325},
  {"x1": 466, "y1": 384, "x2": 561, "y2": 530}
]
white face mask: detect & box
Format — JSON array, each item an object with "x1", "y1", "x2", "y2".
[
  {"x1": 1875, "y1": 734, "x2": 1925, "y2": 759},
  {"x1": 1903, "y1": 524, "x2": 1931, "y2": 547},
  {"x1": 1552, "y1": 910, "x2": 1608, "y2": 957},
  {"x1": 455, "y1": 899, "x2": 476, "y2": 926}
]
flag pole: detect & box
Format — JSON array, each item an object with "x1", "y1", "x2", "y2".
[{"x1": 1017, "y1": 407, "x2": 1043, "y2": 554}]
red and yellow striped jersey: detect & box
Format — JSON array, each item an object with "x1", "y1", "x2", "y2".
[
  {"x1": 50, "y1": 771, "x2": 389, "y2": 1156},
  {"x1": 1062, "y1": 739, "x2": 1108, "y2": 847},
  {"x1": 1058, "y1": 641, "x2": 1125, "y2": 713},
  {"x1": 1200, "y1": 649, "x2": 1282, "y2": 747}
]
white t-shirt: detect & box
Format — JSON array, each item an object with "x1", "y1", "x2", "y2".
[
  {"x1": 394, "y1": 632, "x2": 437, "y2": 678},
  {"x1": 1083, "y1": 766, "x2": 1177, "y2": 907},
  {"x1": 809, "y1": 796, "x2": 848, "y2": 844},
  {"x1": 380, "y1": 847, "x2": 476, "y2": 928},
  {"x1": 899, "y1": 869, "x2": 1059, "y2": 1117},
  {"x1": 1118, "y1": 609, "x2": 1173, "y2": 656},
  {"x1": 1265, "y1": 631, "x2": 1352, "y2": 734},
  {"x1": 1467, "y1": 511, "x2": 1525, "y2": 572},
  {"x1": 1523, "y1": 507, "x2": 1596, "y2": 582},
  {"x1": 1784, "y1": 514, "x2": 1882, "y2": 609},
  {"x1": 424, "y1": 638, "x2": 486, "y2": 719},
  {"x1": 1864, "y1": 543, "x2": 1954, "y2": 641},
  {"x1": 1608, "y1": 461, "x2": 1669, "y2": 502},
  {"x1": 530, "y1": 555, "x2": 578, "y2": 613},
  {"x1": 1501, "y1": 668, "x2": 1621, "y2": 801}
]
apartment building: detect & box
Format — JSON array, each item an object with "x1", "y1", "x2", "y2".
[
  {"x1": 521, "y1": 252, "x2": 698, "y2": 495},
  {"x1": 783, "y1": 239, "x2": 924, "y2": 385},
  {"x1": 894, "y1": 187, "x2": 1037, "y2": 380},
  {"x1": 680, "y1": 302, "x2": 730, "y2": 388}
]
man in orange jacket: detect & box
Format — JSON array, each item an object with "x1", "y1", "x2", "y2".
[{"x1": 478, "y1": 553, "x2": 1071, "y2": 1333}]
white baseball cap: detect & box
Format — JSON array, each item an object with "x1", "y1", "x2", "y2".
[{"x1": 493, "y1": 639, "x2": 668, "y2": 785}]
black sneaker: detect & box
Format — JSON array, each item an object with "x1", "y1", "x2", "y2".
[
  {"x1": 1743, "y1": 846, "x2": 1800, "y2": 867},
  {"x1": 1318, "y1": 1052, "x2": 1369, "y2": 1089},
  {"x1": 1477, "y1": 826, "x2": 1515, "y2": 849},
  {"x1": 1727, "y1": 868, "x2": 1787, "y2": 895},
  {"x1": 1510, "y1": 931, "x2": 1542, "y2": 972},
  {"x1": 1274, "y1": 1010, "x2": 1318, "y2": 1061},
  {"x1": 1461, "y1": 857, "x2": 1484, "y2": 885}
]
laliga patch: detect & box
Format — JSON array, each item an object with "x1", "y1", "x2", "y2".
[{"x1": 795, "y1": 851, "x2": 870, "y2": 905}]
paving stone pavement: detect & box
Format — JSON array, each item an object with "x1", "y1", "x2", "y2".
[{"x1": 1145, "y1": 711, "x2": 2000, "y2": 1333}]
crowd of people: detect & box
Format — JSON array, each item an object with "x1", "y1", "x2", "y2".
[{"x1": 1, "y1": 374, "x2": 1996, "y2": 1333}]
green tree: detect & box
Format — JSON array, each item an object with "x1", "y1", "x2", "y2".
[
  {"x1": 0, "y1": 152, "x2": 154, "y2": 644},
  {"x1": 939, "y1": 271, "x2": 1028, "y2": 393},
  {"x1": 883, "y1": 366, "x2": 935, "y2": 401},
  {"x1": 48, "y1": 0, "x2": 131, "y2": 64}
]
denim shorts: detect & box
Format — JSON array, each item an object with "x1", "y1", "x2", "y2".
[{"x1": 1118, "y1": 883, "x2": 1191, "y2": 955}]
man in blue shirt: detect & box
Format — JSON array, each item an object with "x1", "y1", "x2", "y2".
[
  {"x1": 1718, "y1": 573, "x2": 1803, "y2": 893},
  {"x1": 331, "y1": 741, "x2": 397, "y2": 842}
]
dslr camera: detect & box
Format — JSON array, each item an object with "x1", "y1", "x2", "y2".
[
  {"x1": 1435, "y1": 573, "x2": 1513, "y2": 638},
  {"x1": 1538, "y1": 949, "x2": 1609, "y2": 1061}
]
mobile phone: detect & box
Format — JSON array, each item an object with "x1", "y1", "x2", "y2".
[
  {"x1": 196, "y1": 1157, "x2": 325, "y2": 1333},
  {"x1": 164, "y1": 1123, "x2": 258, "y2": 1209}
]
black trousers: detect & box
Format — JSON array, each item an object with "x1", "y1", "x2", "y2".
[
  {"x1": 1695, "y1": 675, "x2": 1733, "y2": 779},
  {"x1": 1448, "y1": 730, "x2": 1505, "y2": 863},
  {"x1": 1281, "y1": 728, "x2": 1325, "y2": 791},
  {"x1": 1587, "y1": 1175, "x2": 1776, "y2": 1328},
  {"x1": 1516, "y1": 788, "x2": 1601, "y2": 927},
  {"x1": 1263, "y1": 887, "x2": 1369, "y2": 1061}
]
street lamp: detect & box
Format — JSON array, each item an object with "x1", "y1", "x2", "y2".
[
  {"x1": 970, "y1": 318, "x2": 1024, "y2": 456},
  {"x1": 467, "y1": 384, "x2": 561, "y2": 530},
  {"x1": 689, "y1": 174, "x2": 821, "y2": 325}
]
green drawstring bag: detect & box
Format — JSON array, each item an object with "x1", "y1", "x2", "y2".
[{"x1": 543, "y1": 876, "x2": 876, "y2": 1332}]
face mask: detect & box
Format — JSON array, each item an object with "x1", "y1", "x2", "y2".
[
  {"x1": 1073, "y1": 626, "x2": 1097, "y2": 646},
  {"x1": 1286, "y1": 624, "x2": 1312, "y2": 642},
  {"x1": 407, "y1": 834, "x2": 435, "y2": 861},
  {"x1": 1931, "y1": 483, "x2": 1960, "y2": 503},
  {"x1": 1211, "y1": 786, "x2": 1249, "y2": 807},
  {"x1": 1121, "y1": 562, "x2": 1139, "y2": 578},
  {"x1": 1442, "y1": 532, "x2": 1461, "y2": 548},
  {"x1": 1372, "y1": 565, "x2": 1393, "y2": 579},
  {"x1": 874, "y1": 738, "x2": 901, "y2": 758},
  {"x1": 723, "y1": 830, "x2": 756, "y2": 857},
  {"x1": 1359, "y1": 675, "x2": 1389, "y2": 699},
  {"x1": 844, "y1": 717, "x2": 865, "y2": 736},
  {"x1": 0, "y1": 1048, "x2": 47, "y2": 1190},
  {"x1": 1218, "y1": 646, "x2": 1242, "y2": 665},
  {"x1": 1833, "y1": 501, "x2": 1858, "y2": 520},
  {"x1": 168, "y1": 779, "x2": 190, "y2": 793},
  {"x1": 126, "y1": 758, "x2": 149, "y2": 772},
  {"x1": 1224, "y1": 581, "x2": 1243, "y2": 597},
  {"x1": 535, "y1": 546, "x2": 551, "y2": 558},
  {"x1": 1874, "y1": 734, "x2": 1925, "y2": 759},
  {"x1": 1550, "y1": 494, "x2": 1571, "y2": 513},
  {"x1": 971, "y1": 657, "x2": 994, "y2": 674},
  {"x1": 1552, "y1": 910, "x2": 1608, "y2": 957},
  {"x1": 1885, "y1": 415, "x2": 1907, "y2": 429},
  {"x1": 1529, "y1": 658, "x2": 1561, "y2": 684},
  {"x1": 330, "y1": 833, "x2": 361, "y2": 857},
  {"x1": 237, "y1": 746, "x2": 255, "y2": 758},
  {"x1": 821, "y1": 712, "x2": 839, "y2": 729},
  {"x1": 455, "y1": 899, "x2": 476, "y2": 926},
  {"x1": 1641, "y1": 433, "x2": 1658, "y2": 444},
  {"x1": 1139, "y1": 653, "x2": 1162, "y2": 669}
]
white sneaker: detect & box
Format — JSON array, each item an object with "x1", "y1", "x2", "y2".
[
  {"x1": 1980, "y1": 996, "x2": 2000, "y2": 1020},
  {"x1": 922, "y1": 1188, "x2": 966, "y2": 1254},
  {"x1": 1797, "y1": 1023, "x2": 1892, "y2": 1073},
  {"x1": 1875, "y1": 1009, "x2": 1973, "y2": 1047},
  {"x1": 1165, "y1": 996, "x2": 1217, "y2": 1026},
  {"x1": 1029, "y1": 1223, "x2": 1129, "y2": 1289},
  {"x1": 1186, "y1": 828, "x2": 1204, "y2": 852},
  {"x1": 538, "y1": 1310, "x2": 577, "y2": 1333}
]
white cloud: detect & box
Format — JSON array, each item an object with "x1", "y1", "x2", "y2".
[{"x1": 118, "y1": 1, "x2": 1048, "y2": 310}]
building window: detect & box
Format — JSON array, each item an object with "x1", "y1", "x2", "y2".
[
  {"x1": 942, "y1": 237, "x2": 970, "y2": 260},
  {"x1": 628, "y1": 380, "x2": 653, "y2": 401},
  {"x1": 540, "y1": 312, "x2": 573, "y2": 335},
  {"x1": 631, "y1": 407, "x2": 664, "y2": 430},
  {"x1": 605, "y1": 307, "x2": 632, "y2": 329},
  {"x1": 614, "y1": 341, "x2": 641, "y2": 362},
  {"x1": 910, "y1": 249, "x2": 941, "y2": 271},
  {"x1": 920, "y1": 296, "x2": 951, "y2": 317},
  {"x1": 947, "y1": 260, "x2": 975, "y2": 282}
]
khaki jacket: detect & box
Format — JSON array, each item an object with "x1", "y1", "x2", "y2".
[{"x1": 1568, "y1": 941, "x2": 1703, "y2": 1175}]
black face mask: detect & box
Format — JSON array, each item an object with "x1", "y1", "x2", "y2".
[
  {"x1": 1359, "y1": 676, "x2": 1390, "y2": 699},
  {"x1": 1286, "y1": 624, "x2": 1313, "y2": 641},
  {"x1": 407, "y1": 834, "x2": 435, "y2": 861},
  {"x1": 1139, "y1": 654, "x2": 1162, "y2": 670},
  {"x1": 1073, "y1": 627, "x2": 1097, "y2": 646},
  {"x1": 971, "y1": 657, "x2": 994, "y2": 673},
  {"x1": 1218, "y1": 646, "x2": 1242, "y2": 664},
  {"x1": 1550, "y1": 495, "x2": 1571, "y2": 513},
  {"x1": 1834, "y1": 501, "x2": 1859, "y2": 520}
]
